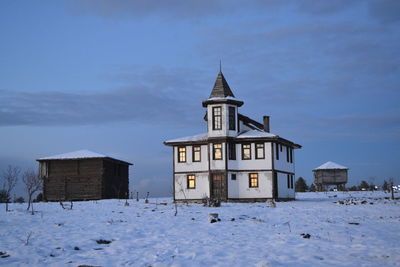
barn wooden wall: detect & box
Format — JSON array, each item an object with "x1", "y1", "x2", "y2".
[{"x1": 42, "y1": 158, "x2": 129, "y2": 201}]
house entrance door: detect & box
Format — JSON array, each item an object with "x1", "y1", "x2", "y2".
[{"x1": 211, "y1": 173, "x2": 226, "y2": 200}]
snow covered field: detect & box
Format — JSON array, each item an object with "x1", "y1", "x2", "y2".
[{"x1": 1, "y1": 191, "x2": 399, "y2": 266}]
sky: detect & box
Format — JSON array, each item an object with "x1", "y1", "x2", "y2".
[{"x1": 0, "y1": 0, "x2": 399, "y2": 198}]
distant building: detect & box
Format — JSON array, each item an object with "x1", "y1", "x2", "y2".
[
  {"x1": 164, "y1": 71, "x2": 301, "y2": 202},
  {"x1": 313, "y1": 161, "x2": 348, "y2": 191},
  {"x1": 37, "y1": 150, "x2": 132, "y2": 201}
]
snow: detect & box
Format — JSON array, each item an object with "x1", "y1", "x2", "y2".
[
  {"x1": 165, "y1": 133, "x2": 208, "y2": 143},
  {"x1": 37, "y1": 150, "x2": 131, "y2": 164},
  {"x1": 1, "y1": 191, "x2": 399, "y2": 266},
  {"x1": 237, "y1": 129, "x2": 277, "y2": 138},
  {"x1": 314, "y1": 161, "x2": 348, "y2": 170},
  {"x1": 206, "y1": 96, "x2": 237, "y2": 101}
]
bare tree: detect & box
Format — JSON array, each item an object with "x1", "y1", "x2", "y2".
[
  {"x1": 2, "y1": 165, "x2": 20, "y2": 212},
  {"x1": 22, "y1": 170, "x2": 42, "y2": 212}
]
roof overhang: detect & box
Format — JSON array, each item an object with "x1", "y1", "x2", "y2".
[{"x1": 202, "y1": 98, "x2": 244, "y2": 107}]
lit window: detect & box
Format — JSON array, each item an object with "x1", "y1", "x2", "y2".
[
  {"x1": 213, "y1": 143, "x2": 222, "y2": 160},
  {"x1": 242, "y1": 144, "x2": 251, "y2": 160},
  {"x1": 212, "y1": 106, "x2": 222, "y2": 130},
  {"x1": 229, "y1": 106, "x2": 235, "y2": 130},
  {"x1": 193, "y1": 146, "x2": 201, "y2": 162},
  {"x1": 178, "y1": 147, "x2": 186, "y2": 163},
  {"x1": 187, "y1": 175, "x2": 196, "y2": 189},
  {"x1": 249, "y1": 173, "x2": 258, "y2": 188},
  {"x1": 256, "y1": 143, "x2": 265, "y2": 159}
]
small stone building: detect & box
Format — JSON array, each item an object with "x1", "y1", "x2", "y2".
[
  {"x1": 313, "y1": 161, "x2": 348, "y2": 191},
  {"x1": 37, "y1": 150, "x2": 132, "y2": 201}
]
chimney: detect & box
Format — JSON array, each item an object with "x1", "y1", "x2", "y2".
[{"x1": 263, "y1": 116, "x2": 270, "y2": 132}]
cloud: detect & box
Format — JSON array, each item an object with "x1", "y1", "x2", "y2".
[
  {"x1": 368, "y1": 0, "x2": 400, "y2": 23},
  {"x1": 67, "y1": 0, "x2": 363, "y2": 21},
  {"x1": 0, "y1": 67, "x2": 207, "y2": 127}
]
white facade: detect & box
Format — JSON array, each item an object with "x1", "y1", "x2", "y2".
[{"x1": 165, "y1": 71, "x2": 300, "y2": 202}]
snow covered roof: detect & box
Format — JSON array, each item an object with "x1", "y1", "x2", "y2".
[
  {"x1": 165, "y1": 133, "x2": 208, "y2": 144},
  {"x1": 237, "y1": 130, "x2": 277, "y2": 138},
  {"x1": 314, "y1": 161, "x2": 348, "y2": 170},
  {"x1": 37, "y1": 149, "x2": 132, "y2": 165}
]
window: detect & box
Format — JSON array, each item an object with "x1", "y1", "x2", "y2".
[
  {"x1": 275, "y1": 143, "x2": 279, "y2": 160},
  {"x1": 289, "y1": 147, "x2": 293, "y2": 163},
  {"x1": 291, "y1": 175, "x2": 294, "y2": 189},
  {"x1": 242, "y1": 144, "x2": 251, "y2": 160},
  {"x1": 229, "y1": 106, "x2": 235, "y2": 130},
  {"x1": 231, "y1": 173, "x2": 237, "y2": 180},
  {"x1": 193, "y1": 146, "x2": 201, "y2": 162},
  {"x1": 249, "y1": 173, "x2": 258, "y2": 188},
  {"x1": 213, "y1": 143, "x2": 222, "y2": 160},
  {"x1": 256, "y1": 143, "x2": 265, "y2": 159},
  {"x1": 280, "y1": 144, "x2": 282, "y2": 152},
  {"x1": 228, "y1": 143, "x2": 236, "y2": 160},
  {"x1": 178, "y1": 147, "x2": 186, "y2": 162},
  {"x1": 287, "y1": 174, "x2": 294, "y2": 189},
  {"x1": 212, "y1": 106, "x2": 222, "y2": 130},
  {"x1": 286, "y1": 146, "x2": 290, "y2": 162},
  {"x1": 187, "y1": 175, "x2": 196, "y2": 189}
]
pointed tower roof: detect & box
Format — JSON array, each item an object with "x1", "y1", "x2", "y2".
[
  {"x1": 202, "y1": 71, "x2": 243, "y2": 107},
  {"x1": 209, "y1": 71, "x2": 235, "y2": 98}
]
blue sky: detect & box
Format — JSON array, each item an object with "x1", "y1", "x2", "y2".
[{"x1": 1, "y1": 0, "x2": 399, "y2": 197}]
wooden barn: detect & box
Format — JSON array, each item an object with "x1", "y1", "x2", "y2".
[
  {"x1": 37, "y1": 150, "x2": 132, "y2": 201},
  {"x1": 313, "y1": 161, "x2": 348, "y2": 191}
]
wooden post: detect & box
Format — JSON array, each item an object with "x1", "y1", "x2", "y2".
[{"x1": 391, "y1": 182, "x2": 395, "y2": 200}]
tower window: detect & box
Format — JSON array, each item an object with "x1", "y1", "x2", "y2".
[
  {"x1": 229, "y1": 106, "x2": 235, "y2": 130},
  {"x1": 178, "y1": 147, "x2": 186, "y2": 163},
  {"x1": 212, "y1": 106, "x2": 222, "y2": 130},
  {"x1": 213, "y1": 143, "x2": 223, "y2": 160}
]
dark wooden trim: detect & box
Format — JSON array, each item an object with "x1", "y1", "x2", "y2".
[
  {"x1": 164, "y1": 140, "x2": 208, "y2": 146},
  {"x1": 174, "y1": 170, "x2": 209, "y2": 174},
  {"x1": 275, "y1": 169, "x2": 295, "y2": 175},
  {"x1": 172, "y1": 147, "x2": 176, "y2": 202},
  {"x1": 227, "y1": 169, "x2": 273, "y2": 172},
  {"x1": 225, "y1": 142, "x2": 228, "y2": 200},
  {"x1": 202, "y1": 98, "x2": 244, "y2": 107},
  {"x1": 271, "y1": 143, "x2": 277, "y2": 200}
]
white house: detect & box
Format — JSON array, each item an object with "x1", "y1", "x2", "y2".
[{"x1": 164, "y1": 71, "x2": 301, "y2": 202}]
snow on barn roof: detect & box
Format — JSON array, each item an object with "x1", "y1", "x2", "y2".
[
  {"x1": 314, "y1": 161, "x2": 348, "y2": 170},
  {"x1": 37, "y1": 149, "x2": 132, "y2": 165},
  {"x1": 165, "y1": 133, "x2": 208, "y2": 143}
]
